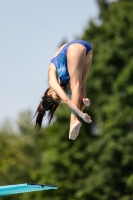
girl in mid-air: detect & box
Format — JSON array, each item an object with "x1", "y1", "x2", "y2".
[{"x1": 35, "y1": 39, "x2": 92, "y2": 140}]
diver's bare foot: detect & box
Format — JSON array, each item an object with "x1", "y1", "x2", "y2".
[
  {"x1": 83, "y1": 98, "x2": 90, "y2": 106},
  {"x1": 69, "y1": 120, "x2": 82, "y2": 140}
]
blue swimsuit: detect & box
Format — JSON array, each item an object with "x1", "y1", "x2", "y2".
[{"x1": 50, "y1": 39, "x2": 92, "y2": 86}]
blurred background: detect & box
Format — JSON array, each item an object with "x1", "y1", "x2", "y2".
[
  {"x1": 0, "y1": 0, "x2": 133, "y2": 200},
  {"x1": 0, "y1": 0, "x2": 98, "y2": 126}
]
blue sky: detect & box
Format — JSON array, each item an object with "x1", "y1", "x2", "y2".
[{"x1": 0, "y1": 0, "x2": 98, "y2": 125}]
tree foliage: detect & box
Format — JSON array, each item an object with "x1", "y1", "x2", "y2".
[{"x1": 0, "y1": 1, "x2": 133, "y2": 200}]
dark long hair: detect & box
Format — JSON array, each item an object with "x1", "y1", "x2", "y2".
[{"x1": 34, "y1": 88, "x2": 59, "y2": 129}]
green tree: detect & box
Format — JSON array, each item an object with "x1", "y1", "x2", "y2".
[
  {"x1": 81, "y1": 0, "x2": 133, "y2": 199},
  {"x1": 32, "y1": 1, "x2": 133, "y2": 199},
  {"x1": 0, "y1": 111, "x2": 43, "y2": 200},
  {"x1": 1, "y1": 1, "x2": 133, "y2": 200}
]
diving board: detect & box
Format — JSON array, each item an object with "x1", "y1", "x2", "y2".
[{"x1": 0, "y1": 183, "x2": 58, "y2": 196}]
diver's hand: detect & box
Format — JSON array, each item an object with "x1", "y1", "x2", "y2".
[
  {"x1": 83, "y1": 98, "x2": 90, "y2": 106},
  {"x1": 82, "y1": 113, "x2": 92, "y2": 123}
]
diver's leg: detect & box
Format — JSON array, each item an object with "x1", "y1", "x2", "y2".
[
  {"x1": 79, "y1": 50, "x2": 92, "y2": 112},
  {"x1": 67, "y1": 47, "x2": 92, "y2": 140}
]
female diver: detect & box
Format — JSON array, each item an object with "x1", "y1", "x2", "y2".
[{"x1": 35, "y1": 39, "x2": 92, "y2": 140}]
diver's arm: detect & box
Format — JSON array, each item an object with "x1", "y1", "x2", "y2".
[{"x1": 48, "y1": 67, "x2": 92, "y2": 123}]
